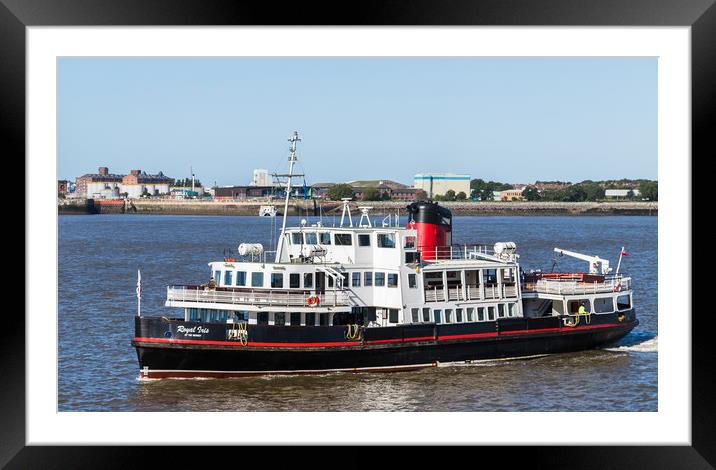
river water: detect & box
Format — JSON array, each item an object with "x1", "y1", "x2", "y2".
[{"x1": 58, "y1": 214, "x2": 657, "y2": 412}]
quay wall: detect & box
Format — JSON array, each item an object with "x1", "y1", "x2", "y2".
[{"x1": 58, "y1": 199, "x2": 658, "y2": 216}]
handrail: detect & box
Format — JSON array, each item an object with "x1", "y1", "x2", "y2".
[
  {"x1": 523, "y1": 276, "x2": 632, "y2": 295},
  {"x1": 166, "y1": 285, "x2": 352, "y2": 307}
]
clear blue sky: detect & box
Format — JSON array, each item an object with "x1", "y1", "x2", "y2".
[{"x1": 58, "y1": 57, "x2": 656, "y2": 186}]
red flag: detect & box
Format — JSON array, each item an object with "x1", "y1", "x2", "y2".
[{"x1": 620, "y1": 250, "x2": 630, "y2": 257}]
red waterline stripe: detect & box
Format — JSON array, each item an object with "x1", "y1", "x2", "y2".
[
  {"x1": 365, "y1": 336, "x2": 435, "y2": 344},
  {"x1": 134, "y1": 337, "x2": 358, "y2": 347}
]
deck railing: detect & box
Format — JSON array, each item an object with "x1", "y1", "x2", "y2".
[
  {"x1": 166, "y1": 286, "x2": 351, "y2": 307},
  {"x1": 425, "y1": 283, "x2": 518, "y2": 302},
  {"x1": 417, "y1": 244, "x2": 499, "y2": 262},
  {"x1": 522, "y1": 276, "x2": 631, "y2": 295}
]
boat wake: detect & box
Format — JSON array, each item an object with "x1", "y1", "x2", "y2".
[{"x1": 602, "y1": 332, "x2": 658, "y2": 353}]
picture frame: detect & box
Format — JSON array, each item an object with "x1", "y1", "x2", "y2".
[{"x1": 4, "y1": 0, "x2": 710, "y2": 466}]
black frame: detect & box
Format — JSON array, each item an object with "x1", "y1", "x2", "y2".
[{"x1": 4, "y1": 0, "x2": 710, "y2": 467}]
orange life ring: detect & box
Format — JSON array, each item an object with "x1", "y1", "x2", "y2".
[{"x1": 306, "y1": 295, "x2": 320, "y2": 306}]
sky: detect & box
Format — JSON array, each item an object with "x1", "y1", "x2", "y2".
[{"x1": 58, "y1": 57, "x2": 657, "y2": 186}]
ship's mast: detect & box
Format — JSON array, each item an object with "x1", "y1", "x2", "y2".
[{"x1": 275, "y1": 131, "x2": 302, "y2": 262}]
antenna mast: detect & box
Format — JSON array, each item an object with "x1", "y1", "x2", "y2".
[{"x1": 275, "y1": 131, "x2": 301, "y2": 262}]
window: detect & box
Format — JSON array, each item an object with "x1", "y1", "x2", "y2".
[
  {"x1": 422, "y1": 308, "x2": 431, "y2": 322},
  {"x1": 305, "y1": 232, "x2": 317, "y2": 244},
  {"x1": 445, "y1": 309, "x2": 453, "y2": 323},
  {"x1": 235, "y1": 271, "x2": 247, "y2": 286},
  {"x1": 405, "y1": 252, "x2": 419, "y2": 264},
  {"x1": 389, "y1": 309, "x2": 399, "y2": 323},
  {"x1": 477, "y1": 307, "x2": 485, "y2": 321},
  {"x1": 214, "y1": 270, "x2": 221, "y2": 283},
  {"x1": 408, "y1": 273, "x2": 417, "y2": 288},
  {"x1": 487, "y1": 306, "x2": 495, "y2": 321},
  {"x1": 200, "y1": 309, "x2": 209, "y2": 322},
  {"x1": 434, "y1": 309, "x2": 442, "y2": 324},
  {"x1": 364, "y1": 272, "x2": 373, "y2": 286},
  {"x1": 569, "y1": 299, "x2": 591, "y2": 313},
  {"x1": 210, "y1": 310, "x2": 218, "y2": 322},
  {"x1": 291, "y1": 232, "x2": 302, "y2": 244},
  {"x1": 304, "y1": 273, "x2": 313, "y2": 288},
  {"x1": 234, "y1": 311, "x2": 249, "y2": 322},
  {"x1": 387, "y1": 273, "x2": 398, "y2": 287},
  {"x1": 467, "y1": 308, "x2": 474, "y2": 322},
  {"x1": 219, "y1": 310, "x2": 228, "y2": 322},
  {"x1": 375, "y1": 272, "x2": 385, "y2": 286},
  {"x1": 404, "y1": 235, "x2": 416, "y2": 249},
  {"x1": 340, "y1": 273, "x2": 349, "y2": 288},
  {"x1": 224, "y1": 271, "x2": 233, "y2": 286},
  {"x1": 274, "y1": 312, "x2": 286, "y2": 326},
  {"x1": 352, "y1": 272, "x2": 361, "y2": 287},
  {"x1": 617, "y1": 294, "x2": 631, "y2": 311},
  {"x1": 257, "y1": 312, "x2": 269, "y2": 325},
  {"x1": 358, "y1": 234, "x2": 371, "y2": 246},
  {"x1": 271, "y1": 273, "x2": 284, "y2": 288},
  {"x1": 251, "y1": 272, "x2": 264, "y2": 287},
  {"x1": 319, "y1": 313, "x2": 329, "y2": 326},
  {"x1": 508, "y1": 303, "x2": 516, "y2": 317},
  {"x1": 328, "y1": 276, "x2": 334, "y2": 288},
  {"x1": 377, "y1": 233, "x2": 396, "y2": 248},
  {"x1": 319, "y1": 232, "x2": 331, "y2": 245},
  {"x1": 456, "y1": 308, "x2": 463, "y2": 322},
  {"x1": 498, "y1": 304, "x2": 505, "y2": 318},
  {"x1": 594, "y1": 297, "x2": 615, "y2": 313},
  {"x1": 290, "y1": 312, "x2": 301, "y2": 326},
  {"x1": 335, "y1": 233, "x2": 353, "y2": 246},
  {"x1": 411, "y1": 308, "x2": 419, "y2": 323},
  {"x1": 188, "y1": 308, "x2": 199, "y2": 321},
  {"x1": 305, "y1": 312, "x2": 316, "y2": 326},
  {"x1": 484, "y1": 269, "x2": 497, "y2": 284},
  {"x1": 289, "y1": 273, "x2": 300, "y2": 288}
]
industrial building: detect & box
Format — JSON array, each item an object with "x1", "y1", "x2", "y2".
[
  {"x1": 75, "y1": 167, "x2": 173, "y2": 199},
  {"x1": 251, "y1": 169, "x2": 271, "y2": 186},
  {"x1": 413, "y1": 173, "x2": 471, "y2": 197}
]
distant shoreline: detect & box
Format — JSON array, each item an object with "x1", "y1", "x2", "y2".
[{"x1": 58, "y1": 199, "x2": 657, "y2": 216}]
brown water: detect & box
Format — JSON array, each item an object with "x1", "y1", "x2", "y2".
[{"x1": 58, "y1": 215, "x2": 657, "y2": 411}]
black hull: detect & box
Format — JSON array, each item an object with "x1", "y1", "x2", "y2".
[{"x1": 133, "y1": 311, "x2": 638, "y2": 378}]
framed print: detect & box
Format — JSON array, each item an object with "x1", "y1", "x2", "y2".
[{"x1": 4, "y1": 0, "x2": 712, "y2": 467}]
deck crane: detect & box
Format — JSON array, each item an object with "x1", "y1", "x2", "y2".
[{"x1": 553, "y1": 247, "x2": 612, "y2": 275}]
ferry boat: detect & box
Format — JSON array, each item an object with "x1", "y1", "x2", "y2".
[{"x1": 132, "y1": 132, "x2": 639, "y2": 378}]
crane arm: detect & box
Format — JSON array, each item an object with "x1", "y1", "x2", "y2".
[{"x1": 553, "y1": 247, "x2": 611, "y2": 274}]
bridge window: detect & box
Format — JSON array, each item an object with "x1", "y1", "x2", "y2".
[
  {"x1": 335, "y1": 233, "x2": 353, "y2": 246},
  {"x1": 404, "y1": 236, "x2": 416, "y2": 249},
  {"x1": 411, "y1": 308, "x2": 419, "y2": 322},
  {"x1": 375, "y1": 272, "x2": 385, "y2": 286},
  {"x1": 319, "y1": 232, "x2": 331, "y2": 245},
  {"x1": 408, "y1": 273, "x2": 417, "y2": 288},
  {"x1": 422, "y1": 308, "x2": 431, "y2": 322},
  {"x1": 305, "y1": 232, "x2": 318, "y2": 244},
  {"x1": 274, "y1": 312, "x2": 286, "y2": 326},
  {"x1": 291, "y1": 233, "x2": 302, "y2": 244},
  {"x1": 214, "y1": 270, "x2": 221, "y2": 283},
  {"x1": 377, "y1": 233, "x2": 396, "y2": 248},
  {"x1": 271, "y1": 273, "x2": 284, "y2": 288},
  {"x1": 305, "y1": 312, "x2": 316, "y2": 326},
  {"x1": 389, "y1": 309, "x2": 399, "y2": 323},
  {"x1": 484, "y1": 269, "x2": 498, "y2": 285},
  {"x1": 364, "y1": 272, "x2": 373, "y2": 286},
  {"x1": 352, "y1": 272, "x2": 361, "y2": 287},
  {"x1": 387, "y1": 273, "x2": 398, "y2": 287},
  {"x1": 358, "y1": 234, "x2": 371, "y2": 246},
  {"x1": 224, "y1": 271, "x2": 233, "y2": 286},
  {"x1": 290, "y1": 312, "x2": 301, "y2": 326},
  {"x1": 304, "y1": 273, "x2": 313, "y2": 288},
  {"x1": 251, "y1": 272, "x2": 264, "y2": 287},
  {"x1": 257, "y1": 312, "x2": 269, "y2": 325},
  {"x1": 236, "y1": 271, "x2": 247, "y2": 286},
  {"x1": 289, "y1": 273, "x2": 300, "y2": 288},
  {"x1": 617, "y1": 294, "x2": 631, "y2": 311}
]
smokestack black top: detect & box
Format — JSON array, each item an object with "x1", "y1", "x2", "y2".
[{"x1": 406, "y1": 201, "x2": 452, "y2": 227}]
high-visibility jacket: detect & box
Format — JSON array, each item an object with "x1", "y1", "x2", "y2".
[{"x1": 578, "y1": 305, "x2": 587, "y2": 315}]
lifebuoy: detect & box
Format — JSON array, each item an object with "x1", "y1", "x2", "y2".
[
  {"x1": 614, "y1": 282, "x2": 622, "y2": 292},
  {"x1": 306, "y1": 295, "x2": 320, "y2": 306}
]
